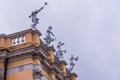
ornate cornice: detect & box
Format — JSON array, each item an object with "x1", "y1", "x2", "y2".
[
  {"x1": 8, "y1": 45, "x2": 36, "y2": 57},
  {"x1": 57, "y1": 73, "x2": 64, "y2": 80},
  {"x1": 52, "y1": 62, "x2": 62, "y2": 73},
  {"x1": 37, "y1": 47, "x2": 48, "y2": 58},
  {"x1": 7, "y1": 29, "x2": 42, "y2": 38},
  {"x1": 7, "y1": 63, "x2": 42, "y2": 75},
  {"x1": 7, "y1": 46, "x2": 36, "y2": 61}
]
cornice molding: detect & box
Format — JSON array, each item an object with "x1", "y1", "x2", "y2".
[
  {"x1": 7, "y1": 63, "x2": 42, "y2": 75},
  {"x1": 8, "y1": 45, "x2": 36, "y2": 57},
  {"x1": 7, "y1": 29, "x2": 42, "y2": 38}
]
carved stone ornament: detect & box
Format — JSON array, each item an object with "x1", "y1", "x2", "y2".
[{"x1": 33, "y1": 65, "x2": 44, "y2": 80}]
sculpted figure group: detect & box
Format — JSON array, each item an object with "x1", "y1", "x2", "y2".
[{"x1": 29, "y1": 2, "x2": 79, "y2": 72}]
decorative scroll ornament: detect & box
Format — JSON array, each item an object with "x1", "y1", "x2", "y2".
[
  {"x1": 33, "y1": 66, "x2": 44, "y2": 80},
  {"x1": 44, "y1": 26, "x2": 56, "y2": 46},
  {"x1": 29, "y1": 2, "x2": 47, "y2": 30},
  {"x1": 56, "y1": 41, "x2": 66, "y2": 60},
  {"x1": 69, "y1": 55, "x2": 78, "y2": 72}
]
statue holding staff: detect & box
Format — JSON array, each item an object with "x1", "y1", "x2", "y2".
[{"x1": 29, "y1": 2, "x2": 47, "y2": 29}]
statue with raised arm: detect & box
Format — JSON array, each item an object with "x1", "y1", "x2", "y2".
[
  {"x1": 69, "y1": 55, "x2": 78, "y2": 72},
  {"x1": 44, "y1": 26, "x2": 56, "y2": 46},
  {"x1": 56, "y1": 41, "x2": 66, "y2": 60},
  {"x1": 29, "y1": 2, "x2": 47, "y2": 29}
]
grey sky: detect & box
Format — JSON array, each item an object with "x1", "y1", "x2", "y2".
[{"x1": 0, "y1": 0, "x2": 120, "y2": 80}]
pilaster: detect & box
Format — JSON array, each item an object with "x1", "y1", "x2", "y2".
[
  {"x1": 59, "y1": 60, "x2": 67, "y2": 76},
  {"x1": 71, "y1": 73, "x2": 78, "y2": 80},
  {"x1": 47, "y1": 46, "x2": 55, "y2": 63}
]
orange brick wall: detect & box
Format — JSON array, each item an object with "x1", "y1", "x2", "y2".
[{"x1": 7, "y1": 69, "x2": 33, "y2": 80}]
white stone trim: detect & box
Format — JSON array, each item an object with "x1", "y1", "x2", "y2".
[{"x1": 7, "y1": 63, "x2": 42, "y2": 75}]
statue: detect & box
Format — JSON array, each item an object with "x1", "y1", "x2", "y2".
[
  {"x1": 56, "y1": 41, "x2": 66, "y2": 60},
  {"x1": 69, "y1": 55, "x2": 78, "y2": 72},
  {"x1": 29, "y1": 2, "x2": 47, "y2": 29},
  {"x1": 44, "y1": 26, "x2": 56, "y2": 46}
]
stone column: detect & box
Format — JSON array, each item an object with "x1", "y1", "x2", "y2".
[
  {"x1": 25, "y1": 29, "x2": 41, "y2": 47},
  {"x1": 47, "y1": 46, "x2": 55, "y2": 63},
  {"x1": 49, "y1": 71, "x2": 56, "y2": 80},
  {"x1": 0, "y1": 50, "x2": 8, "y2": 80},
  {"x1": 0, "y1": 34, "x2": 6, "y2": 49}
]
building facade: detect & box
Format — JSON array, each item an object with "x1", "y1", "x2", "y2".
[{"x1": 0, "y1": 29, "x2": 77, "y2": 80}]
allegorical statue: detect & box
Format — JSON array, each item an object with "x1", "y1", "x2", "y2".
[
  {"x1": 44, "y1": 26, "x2": 56, "y2": 46},
  {"x1": 29, "y1": 2, "x2": 47, "y2": 29},
  {"x1": 56, "y1": 41, "x2": 66, "y2": 60},
  {"x1": 69, "y1": 55, "x2": 78, "y2": 72}
]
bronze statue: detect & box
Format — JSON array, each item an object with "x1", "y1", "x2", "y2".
[{"x1": 29, "y1": 2, "x2": 47, "y2": 29}]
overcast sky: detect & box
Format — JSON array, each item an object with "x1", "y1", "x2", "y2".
[{"x1": 0, "y1": 0, "x2": 120, "y2": 80}]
